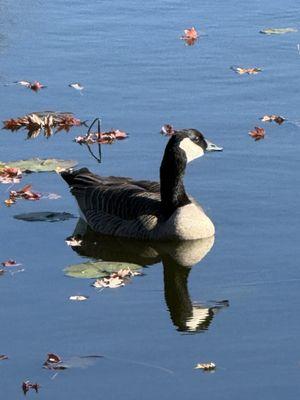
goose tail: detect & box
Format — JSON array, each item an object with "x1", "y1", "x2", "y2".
[{"x1": 60, "y1": 168, "x2": 91, "y2": 187}]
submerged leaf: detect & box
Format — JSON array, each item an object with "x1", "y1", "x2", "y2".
[
  {"x1": 14, "y1": 211, "x2": 76, "y2": 222},
  {"x1": 260, "y1": 27, "x2": 297, "y2": 35},
  {"x1": 64, "y1": 261, "x2": 142, "y2": 279},
  {"x1": 0, "y1": 158, "x2": 77, "y2": 173}
]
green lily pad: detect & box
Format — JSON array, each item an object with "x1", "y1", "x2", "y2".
[
  {"x1": 260, "y1": 28, "x2": 298, "y2": 35},
  {"x1": 0, "y1": 158, "x2": 77, "y2": 173},
  {"x1": 14, "y1": 212, "x2": 76, "y2": 222},
  {"x1": 64, "y1": 261, "x2": 142, "y2": 279}
]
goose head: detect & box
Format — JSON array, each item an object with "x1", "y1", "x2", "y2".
[{"x1": 169, "y1": 129, "x2": 222, "y2": 164}]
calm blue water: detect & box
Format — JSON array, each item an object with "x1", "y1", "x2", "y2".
[{"x1": 1, "y1": 0, "x2": 300, "y2": 398}]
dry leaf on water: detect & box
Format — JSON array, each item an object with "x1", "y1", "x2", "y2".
[
  {"x1": 1, "y1": 260, "x2": 22, "y2": 267},
  {"x1": 249, "y1": 126, "x2": 265, "y2": 141},
  {"x1": 74, "y1": 129, "x2": 128, "y2": 145},
  {"x1": 22, "y1": 381, "x2": 40, "y2": 395},
  {"x1": 181, "y1": 27, "x2": 198, "y2": 45},
  {"x1": 195, "y1": 362, "x2": 216, "y2": 371},
  {"x1": 261, "y1": 115, "x2": 285, "y2": 125},
  {"x1": 161, "y1": 124, "x2": 175, "y2": 136},
  {"x1": 65, "y1": 236, "x2": 82, "y2": 247},
  {"x1": 43, "y1": 353, "x2": 66, "y2": 370},
  {"x1": 7, "y1": 184, "x2": 41, "y2": 205},
  {"x1": 0, "y1": 167, "x2": 22, "y2": 184},
  {"x1": 93, "y1": 274, "x2": 125, "y2": 289},
  {"x1": 15, "y1": 80, "x2": 46, "y2": 91},
  {"x1": 69, "y1": 295, "x2": 88, "y2": 301},
  {"x1": 92, "y1": 268, "x2": 141, "y2": 289},
  {"x1": 69, "y1": 83, "x2": 84, "y2": 91},
  {"x1": 231, "y1": 66, "x2": 262, "y2": 75},
  {"x1": 3, "y1": 112, "x2": 83, "y2": 139}
]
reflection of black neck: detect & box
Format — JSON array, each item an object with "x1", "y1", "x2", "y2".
[
  {"x1": 160, "y1": 139, "x2": 191, "y2": 218},
  {"x1": 163, "y1": 258, "x2": 193, "y2": 331}
]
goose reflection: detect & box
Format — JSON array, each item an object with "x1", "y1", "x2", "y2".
[{"x1": 68, "y1": 220, "x2": 229, "y2": 333}]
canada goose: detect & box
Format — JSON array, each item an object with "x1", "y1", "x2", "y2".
[{"x1": 61, "y1": 129, "x2": 222, "y2": 241}]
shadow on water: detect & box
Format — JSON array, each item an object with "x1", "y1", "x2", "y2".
[{"x1": 69, "y1": 219, "x2": 229, "y2": 333}]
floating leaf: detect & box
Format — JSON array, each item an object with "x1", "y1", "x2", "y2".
[
  {"x1": 1, "y1": 260, "x2": 22, "y2": 267},
  {"x1": 260, "y1": 28, "x2": 297, "y2": 35},
  {"x1": 261, "y1": 114, "x2": 285, "y2": 124},
  {"x1": 69, "y1": 295, "x2": 88, "y2": 301},
  {"x1": 231, "y1": 66, "x2": 262, "y2": 75},
  {"x1": 9, "y1": 184, "x2": 41, "y2": 203},
  {"x1": 161, "y1": 124, "x2": 175, "y2": 136},
  {"x1": 74, "y1": 130, "x2": 128, "y2": 145},
  {"x1": 22, "y1": 381, "x2": 40, "y2": 395},
  {"x1": 0, "y1": 167, "x2": 22, "y2": 184},
  {"x1": 3, "y1": 111, "x2": 83, "y2": 139},
  {"x1": 43, "y1": 353, "x2": 102, "y2": 370},
  {"x1": 181, "y1": 27, "x2": 198, "y2": 45},
  {"x1": 69, "y1": 83, "x2": 84, "y2": 91},
  {"x1": 93, "y1": 275, "x2": 125, "y2": 289},
  {"x1": 15, "y1": 80, "x2": 46, "y2": 91},
  {"x1": 195, "y1": 362, "x2": 216, "y2": 371},
  {"x1": 14, "y1": 211, "x2": 76, "y2": 222},
  {"x1": 65, "y1": 235, "x2": 82, "y2": 247},
  {"x1": 249, "y1": 126, "x2": 265, "y2": 141},
  {"x1": 64, "y1": 261, "x2": 142, "y2": 279},
  {"x1": 0, "y1": 158, "x2": 77, "y2": 173}
]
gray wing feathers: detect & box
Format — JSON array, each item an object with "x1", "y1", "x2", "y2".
[{"x1": 68, "y1": 171, "x2": 162, "y2": 237}]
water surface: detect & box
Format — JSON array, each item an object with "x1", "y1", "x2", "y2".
[{"x1": 1, "y1": 0, "x2": 300, "y2": 398}]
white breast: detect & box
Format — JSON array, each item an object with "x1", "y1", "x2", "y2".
[{"x1": 158, "y1": 203, "x2": 215, "y2": 240}]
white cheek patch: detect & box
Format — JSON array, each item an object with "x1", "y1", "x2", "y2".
[{"x1": 179, "y1": 138, "x2": 204, "y2": 163}]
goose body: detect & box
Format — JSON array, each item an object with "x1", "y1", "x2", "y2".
[{"x1": 61, "y1": 129, "x2": 219, "y2": 241}]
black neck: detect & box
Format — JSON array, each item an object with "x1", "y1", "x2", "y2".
[{"x1": 160, "y1": 139, "x2": 191, "y2": 218}]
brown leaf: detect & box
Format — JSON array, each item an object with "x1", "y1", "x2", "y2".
[
  {"x1": 45, "y1": 353, "x2": 61, "y2": 364},
  {"x1": 261, "y1": 114, "x2": 285, "y2": 124},
  {"x1": 0, "y1": 167, "x2": 22, "y2": 184},
  {"x1": 181, "y1": 27, "x2": 198, "y2": 46},
  {"x1": 22, "y1": 381, "x2": 40, "y2": 395},
  {"x1": 1, "y1": 260, "x2": 21, "y2": 267},
  {"x1": 161, "y1": 124, "x2": 175, "y2": 136},
  {"x1": 249, "y1": 126, "x2": 265, "y2": 141},
  {"x1": 9, "y1": 184, "x2": 41, "y2": 202},
  {"x1": 43, "y1": 352, "x2": 67, "y2": 370}
]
